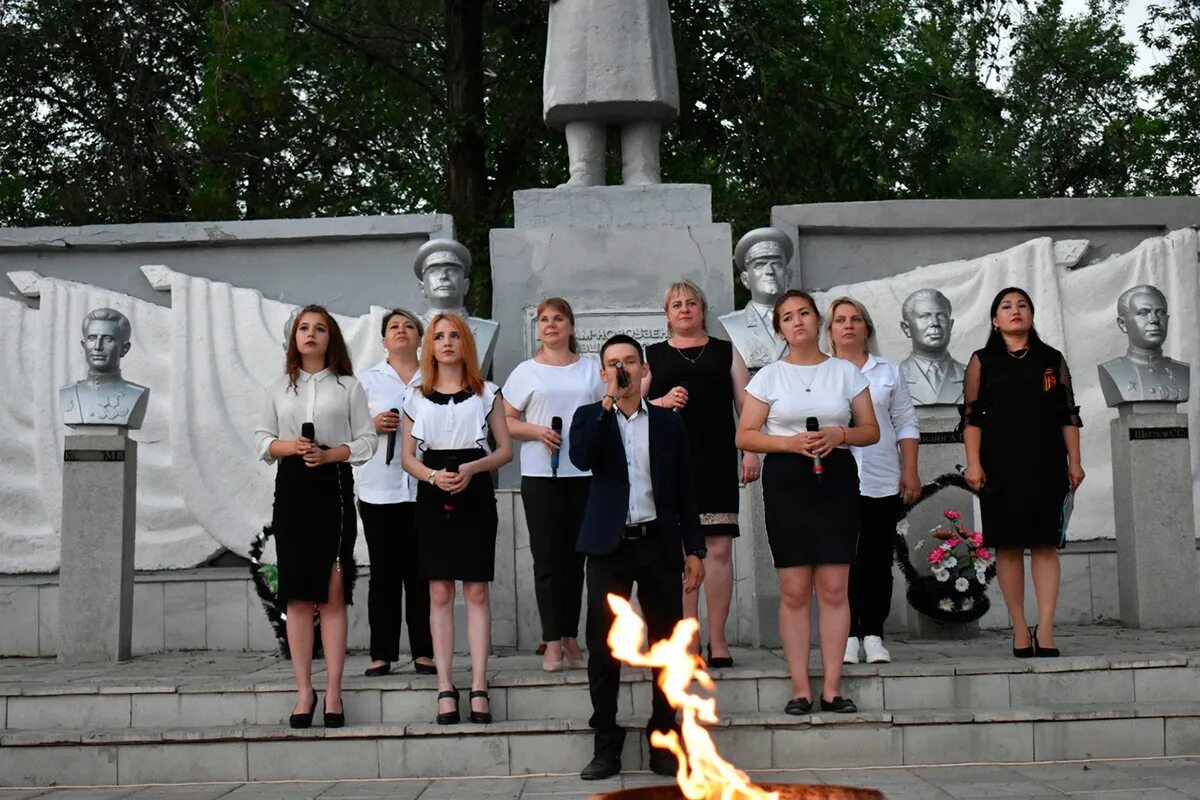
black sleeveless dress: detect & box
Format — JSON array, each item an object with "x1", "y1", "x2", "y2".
[{"x1": 647, "y1": 338, "x2": 740, "y2": 537}]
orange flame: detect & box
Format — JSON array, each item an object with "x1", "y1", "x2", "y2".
[{"x1": 606, "y1": 593, "x2": 779, "y2": 800}]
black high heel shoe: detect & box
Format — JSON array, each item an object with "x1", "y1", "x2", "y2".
[
  {"x1": 1012, "y1": 626, "x2": 1035, "y2": 659},
  {"x1": 705, "y1": 643, "x2": 733, "y2": 669},
  {"x1": 324, "y1": 698, "x2": 345, "y2": 728},
  {"x1": 469, "y1": 689, "x2": 492, "y2": 724},
  {"x1": 289, "y1": 689, "x2": 318, "y2": 729},
  {"x1": 436, "y1": 687, "x2": 460, "y2": 725},
  {"x1": 1033, "y1": 625, "x2": 1060, "y2": 658}
]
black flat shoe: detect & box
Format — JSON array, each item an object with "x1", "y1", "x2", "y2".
[
  {"x1": 1033, "y1": 625, "x2": 1060, "y2": 658},
  {"x1": 436, "y1": 687, "x2": 460, "y2": 725},
  {"x1": 289, "y1": 689, "x2": 318, "y2": 729},
  {"x1": 648, "y1": 748, "x2": 678, "y2": 777},
  {"x1": 469, "y1": 689, "x2": 492, "y2": 724},
  {"x1": 364, "y1": 663, "x2": 390, "y2": 677},
  {"x1": 580, "y1": 754, "x2": 621, "y2": 780},
  {"x1": 705, "y1": 643, "x2": 733, "y2": 669},
  {"x1": 1012, "y1": 626, "x2": 1035, "y2": 658},
  {"x1": 414, "y1": 660, "x2": 437, "y2": 675},
  {"x1": 820, "y1": 695, "x2": 857, "y2": 713},
  {"x1": 324, "y1": 699, "x2": 345, "y2": 728},
  {"x1": 784, "y1": 696, "x2": 813, "y2": 715}
]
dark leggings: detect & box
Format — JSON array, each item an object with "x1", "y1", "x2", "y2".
[
  {"x1": 849, "y1": 494, "x2": 903, "y2": 639},
  {"x1": 358, "y1": 500, "x2": 433, "y2": 662},
  {"x1": 521, "y1": 476, "x2": 590, "y2": 641}
]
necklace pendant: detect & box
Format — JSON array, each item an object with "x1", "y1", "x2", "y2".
[{"x1": 805, "y1": 388, "x2": 811, "y2": 392}]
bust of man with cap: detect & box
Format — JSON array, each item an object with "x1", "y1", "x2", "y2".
[
  {"x1": 413, "y1": 238, "x2": 499, "y2": 373},
  {"x1": 719, "y1": 228, "x2": 793, "y2": 371},
  {"x1": 1098, "y1": 284, "x2": 1189, "y2": 406},
  {"x1": 59, "y1": 307, "x2": 150, "y2": 429},
  {"x1": 899, "y1": 288, "x2": 966, "y2": 406}
]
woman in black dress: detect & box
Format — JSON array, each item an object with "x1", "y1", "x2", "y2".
[
  {"x1": 644, "y1": 280, "x2": 758, "y2": 668},
  {"x1": 962, "y1": 288, "x2": 1085, "y2": 658}
]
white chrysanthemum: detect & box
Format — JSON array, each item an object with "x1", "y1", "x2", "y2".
[
  {"x1": 942, "y1": 557, "x2": 958, "y2": 570},
  {"x1": 896, "y1": 520, "x2": 910, "y2": 536},
  {"x1": 961, "y1": 597, "x2": 975, "y2": 611},
  {"x1": 938, "y1": 598, "x2": 955, "y2": 612},
  {"x1": 977, "y1": 572, "x2": 987, "y2": 584},
  {"x1": 975, "y1": 559, "x2": 987, "y2": 572},
  {"x1": 955, "y1": 577, "x2": 970, "y2": 593},
  {"x1": 934, "y1": 568, "x2": 951, "y2": 582}
]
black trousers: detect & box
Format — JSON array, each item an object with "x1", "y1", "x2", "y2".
[
  {"x1": 848, "y1": 494, "x2": 903, "y2": 639},
  {"x1": 521, "y1": 476, "x2": 590, "y2": 641},
  {"x1": 585, "y1": 534, "x2": 682, "y2": 758},
  {"x1": 358, "y1": 500, "x2": 433, "y2": 662}
]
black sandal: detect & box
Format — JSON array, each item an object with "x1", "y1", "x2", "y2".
[
  {"x1": 784, "y1": 696, "x2": 812, "y2": 715},
  {"x1": 436, "y1": 687, "x2": 460, "y2": 725},
  {"x1": 469, "y1": 689, "x2": 492, "y2": 724}
]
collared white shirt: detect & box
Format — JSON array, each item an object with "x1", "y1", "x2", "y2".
[
  {"x1": 255, "y1": 368, "x2": 377, "y2": 466},
  {"x1": 850, "y1": 354, "x2": 920, "y2": 498},
  {"x1": 614, "y1": 400, "x2": 656, "y2": 525},
  {"x1": 354, "y1": 360, "x2": 422, "y2": 504}
]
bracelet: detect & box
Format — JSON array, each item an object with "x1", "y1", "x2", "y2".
[
  {"x1": 603, "y1": 394, "x2": 617, "y2": 405},
  {"x1": 841, "y1": 426, "x2": 848, "y2": 445}
]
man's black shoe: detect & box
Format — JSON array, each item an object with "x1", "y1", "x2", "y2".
[
  {"x1": 648, "y1": 748, "x2": 679, "y2": 777},
  {"x1": 580, "y1": 755, "x2": 621, "y2": 780}
]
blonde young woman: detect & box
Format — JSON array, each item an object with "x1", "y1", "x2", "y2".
[
  {"x1": 643, "y1": 280, "x2": 758, "y2": 668},
  {"x1": 401, "y1": 314, "x2": 513, "y2": 724},
  {"x1": 737, "y1": 290, "x2": 880, "y2": 714},
  {"x1": 825, "y1": 297, "x2": 921, "y2": 665}
]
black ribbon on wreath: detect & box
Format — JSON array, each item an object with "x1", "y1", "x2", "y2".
[
  {"x1": 250, "y1": 526, "x2": 323, "y2": 659},
  {"x1": 891, "y1": 472, "x2": 998, "y2": 625}
]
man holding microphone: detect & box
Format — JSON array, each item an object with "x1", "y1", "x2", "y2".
[{"x1": 570, "y1": 334, "x2": 706, "y2": 780}]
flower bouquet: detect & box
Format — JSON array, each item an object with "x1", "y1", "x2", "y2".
[{"x1": 895, "y1": 508, "x2": 997, "y2": 625}]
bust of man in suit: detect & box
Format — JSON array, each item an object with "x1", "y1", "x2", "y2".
[
  {"x1": 59, "y1": 308, "x2": 149, "y2": 429},
  {"x1": 1098, "y1": 284, "x2": 1189, "y2": 406},
  {"x1": 899, "y1": 288, "x2": 966, "y2": 406},
  {"x1": 413, "y1": 238, "x2": 499, "y2": 374},
  {"x1": 719, "y1": 228, "x2": 793, "y2": 371}
]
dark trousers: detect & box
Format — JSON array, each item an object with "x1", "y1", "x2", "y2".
[
  {"x1": 358, "y1": 500, "x2": 433, "y2": 662},
  {"x1": 848, "y1": 494, "x2": 903, "y2": 638},
  {"x1": 522, "y1": 476, "x2": 590, "y2": 641},
  {"x1": 585, "y1": 534, "x2": 682, "y2": 758}
]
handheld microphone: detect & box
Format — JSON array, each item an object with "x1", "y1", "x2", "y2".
[
  {"x1": 442, "y1": 455, "x2": 460, "y2": 513},
  {"x1": 301, "y1": 422, "x2": 315, "y2": 443},
  {"x1": 385, "y1": 407, "x2": 399, "y2": 465},
  {"x1": 615, "y1": 362, "x2": 631, "y2": 389},
  {"x1": 806, "y1": 417, "x2": 823, "y2": 479},
  {"x1": 550, "y1": 416, "x2": 563, "y2": 478}
]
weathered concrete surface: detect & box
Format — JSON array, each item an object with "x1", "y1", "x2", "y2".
[{"x1": 513, "y1": 184, "x2": 712, "y2": 228}]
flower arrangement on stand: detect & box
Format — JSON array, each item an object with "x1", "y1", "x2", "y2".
[{"x1": 895, "y1": 508, "x2": 997, "y2": 624}]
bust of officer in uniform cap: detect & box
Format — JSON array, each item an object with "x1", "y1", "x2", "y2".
[
  {"x1": 59, "y1": 307, "x2": 150, "y2": 429},
  {"x1": 413, "y1": 238, "x2": 499, "y2": 373},
  {"x1": 719, "y1": 228, "x2": 794, "y2": 371},
  {"x1": 1098, "y1": 284, "x2": 1190, "y2": 407},
  {"x1": 899, "y1": 288, "x2": 966, "y2": 406}
]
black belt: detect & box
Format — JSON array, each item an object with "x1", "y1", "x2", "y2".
[{"x1": 622, "y1": 521, "x2": 656, "y2": 540}]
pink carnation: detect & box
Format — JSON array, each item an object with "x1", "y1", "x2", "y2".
[
  {"x1": 927, "y1": 548, "x2": 946, "y2": 565},
  {"x1": 946, "y1": 536, "x2": 963, "y2": 548},
  {"x1": 943, "y1": 510, "x2": 962, "y2": 521},
  {"x1": 975, "y1": 548, "x2": 992, "y2": 561},
  {"x1": 969, "y1": 532, "x2": 984, "y2": 546}
]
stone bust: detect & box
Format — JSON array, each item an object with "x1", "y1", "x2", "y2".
[
  {"x1": 719, "y1": 228, "x2": 793, "y2": 371},
  {"x1": 543, "y1": 0, "x2": 679, "y2": 187},
  {"x1": 413, "y1": 238, "x2": 499, "y2": 373},
  {"x1": 59, "y1": 308, "x2": 149, "y2": 429},
  {"x1": 1098, "y1": 284, "x2": 1190, "y2": 406},
  {"x1": 899, "y1": 288, "x2": 966, "y2": 406}
]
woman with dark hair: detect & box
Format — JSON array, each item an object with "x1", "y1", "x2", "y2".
[
  {"x1": 255, "y1": 305, "x2": 377, "y2": 729},
  {"x1": 503, "y1": 298, "x2": 604, "y2": 672},
  {"x1": 401, "y1": 314, "x2": 513, "y2": 724},
  {"x1": 737, "y1": 290, "x2": 880, "y2": 715},
  {"x1": 962, "y1": 288, "x2": 1084, "y2": 658},
  {"x1": 355, "y1": 309, "x2": 435, "y2": 678}
]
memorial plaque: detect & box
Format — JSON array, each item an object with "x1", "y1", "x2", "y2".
[
  {"x1": 1128, "y1": 426, "x2": 1189, "y2": 441},
  {"x1": 63, "y1": 449, "x2": 126, "y2": 462},
  {"x1": 919, "y1": 430, "x2": 963, "y2": 445},
  {"x1": 523, "y1": 307, "x2": 668, "y2": 358}
]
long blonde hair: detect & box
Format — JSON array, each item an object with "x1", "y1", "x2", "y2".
[
  {"x1": 663, "y1": 279, "x2": 708, "y2": 333},
  {"x1": 419, "y1": 313, "x2": 485, "y2": 397},
  {"x1": 824, "y1": 296, "x2": 879, "y2": 356}
]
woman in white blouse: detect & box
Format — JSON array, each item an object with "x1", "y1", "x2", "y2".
[
  {"x1": 503, "y1": 298, "x2": 603, "y2": 672},
  {"x1": 736, "y1": 290, "x2": 879, "y2": 716},
  {"x1": 255, "y1": 305, "x2": 378, "y2": 730},
  {"x1": 826, "y1": 297, "x2": 921, "y2": 666},
  {"x1": 401, "y1": 313, "x2": 513, "y2": 725}
]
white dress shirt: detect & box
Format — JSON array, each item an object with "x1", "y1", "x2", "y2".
[
  {"x1": 255, "y1": 368, "x2": 378, "y2": 466},
  {"x1": 850, "y1": 354, "x2": 920, "y2": 498},
  {"x1": 354, "y1": 361, "x2": 422, "y2": 504},
  {"x1": 614, "y1": 400, "x2": 656, "y2": 524}
]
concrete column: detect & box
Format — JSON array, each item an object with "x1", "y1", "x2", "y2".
[
  {"x1": 58, "y1": 427, "x2": 137, "y2": 662},
  {"x1": 736, "y1": 479, "x2": 780, "y2": 647},
  {"x1": 1110, "y1": 402, "x2": 1200, "y2": 628}
]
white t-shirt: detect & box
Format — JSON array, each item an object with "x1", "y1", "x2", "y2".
[
  {"x1": 502, "y1": 356, "x2": 605, "y2": 478},
  {"x1": 745, "y1": 357, "x2": 871, "y2": 441},
  {"x1": 403, "y1": 382, "x2": 501, "y2": 452},
  {"x1": 851, "y1": 355, "x2": 920, "y2": 498},
  {"x1": 354, "y1": 361, "x2": 422, "y2": 504}
]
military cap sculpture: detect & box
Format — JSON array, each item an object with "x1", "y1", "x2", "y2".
[
  {"x1": 413, "y1": 238, "x2": 499, "y2": 373},
  {"x1": 720, "y1": 228, "x2": 793, "y2": 371}
]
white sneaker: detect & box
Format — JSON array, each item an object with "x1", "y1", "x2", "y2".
[
  {"x1": 863, "y1": 635, "x2": 891, "y2": 664},
  {"x1": 843, "y1": 636, "x2": 861, "y2": 664}
]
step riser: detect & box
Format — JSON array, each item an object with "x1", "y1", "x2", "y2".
[
  {"x1": 3, "y1": 717, "x2": 1199, "y2": 787},
  {"x1": 7, "y1": 666, "x2": 1198, "y2": 731}
]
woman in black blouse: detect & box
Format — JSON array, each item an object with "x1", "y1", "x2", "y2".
[{"x1": 961, "y1": 288, "x2": 1085, "y2": 658}]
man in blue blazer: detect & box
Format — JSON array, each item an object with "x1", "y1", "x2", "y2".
[{"x1": 570, "y1": 334, "x2": 706, "y2": 780}]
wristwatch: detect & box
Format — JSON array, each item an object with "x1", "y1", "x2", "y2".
[
  {"x1": 688, "y1": 546, "x2": 707, "y2": 559},
  {"x1": 427, "y1": 471, "x2": 438, "y2": 485}
]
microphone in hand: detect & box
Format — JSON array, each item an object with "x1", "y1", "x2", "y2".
[
  {"x1": 806, "y1": 417, "x2": 823, "y2": 480},
  {"x1": 385, "y1": 407, "x2": 399, "y2": 465},
  {"x1": 301, "y1": 422, "x2": 315, "y2": 443},
  {"x1": 442, "y1": 455, "x2": 460, "y2": 513},
  {"x1": 550, "y1": 416, "x2": 563, "y2": 478},
  {"x1": 615, "y1": 362, "x2": 631, "y2": 389}
]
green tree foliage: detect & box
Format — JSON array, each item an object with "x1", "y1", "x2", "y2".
[{"x1": 1140, "y1": 0, "x2": 1200, "y2": 193}]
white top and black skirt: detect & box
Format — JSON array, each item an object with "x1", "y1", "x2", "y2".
[
  {"x1": 746, "y1": 358, "x2": 871, "y2": 567},
  {"x1": 404, "y1": 383, "x2": 502, "y2": 582},
  {"x1": 255, "y1": 369, "x2": 378, "y2": 604}
]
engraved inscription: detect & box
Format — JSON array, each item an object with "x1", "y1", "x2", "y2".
[
  {"x1": 1128, "y1": 426, "x2": 1189, "y2": 441},
  {"x1": 64, "y1": 449, "x2": 126, "y2": 462},
  {"x1": 525, "y1": 307, "x2": 668, "y2": 357},
  {"x1": 919, "y1": 430, "x2": 964, "y2": 445}
]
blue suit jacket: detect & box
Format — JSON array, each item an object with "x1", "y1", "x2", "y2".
[{"x1": 569, "y1": 400, "x2": 703, "y2": 572}]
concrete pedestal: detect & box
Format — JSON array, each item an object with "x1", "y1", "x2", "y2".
[
  {"x1": 1110, "y1": 403, "x2": 1200, "y2": 628},
  {"x1": 58, "y1": 427, "x2": 137, "y2": 662},
  {"x1": 905, "y1": 406, "x2": 980, "y2": 639}
]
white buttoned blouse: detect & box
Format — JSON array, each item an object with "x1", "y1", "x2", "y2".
[{"x1": 255, "y1": 368, "x2": 378, "y2": 466}]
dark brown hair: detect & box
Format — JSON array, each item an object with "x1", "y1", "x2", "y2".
[
  {"x1": 286, "y1": 305, "x2": 354, "y2": 391},
  {"x1": 772, "y1": 289, "x2": 821, "y2": 334},
  {"x1": 536, "y1": 297, "x2": 579, "y2": 354}
]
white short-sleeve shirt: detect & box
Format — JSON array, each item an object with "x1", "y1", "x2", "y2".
[
  {"x1": 851, "y1": 355, "x2": 921, "y2": 498},
  {"x1": 502, "y1": 356, "x2": 604, "y2": 478},
  {"x1": 354, "y1": 361, "x2": 422, "y2": 504},
  {"x1": 404, "y1": 382, "x2": 501, "y2": 452},
  {"x1": 745, "y1": 357, "x2": 871, "y2": 441}
]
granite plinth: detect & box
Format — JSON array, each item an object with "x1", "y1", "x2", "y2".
[{"x1": 513, "y1": 184, "x2": 712, "y2": 229}]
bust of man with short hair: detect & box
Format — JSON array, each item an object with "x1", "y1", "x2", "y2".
[
  {"x1": 1098, "y1": 284, "x2": 1189, "y2": 407},
  {"x1": 899, "y1": 288, "x2": 966, "y2": 406},
  {"x1": 59, "y1": 308, "x2": 149, "y2": 429},
  {"x1": 413, "y1": 238, "x2": 499, "y2": 373},
  {"x1": 719, "y1": 228, "x2": 793, "y2": 371}
]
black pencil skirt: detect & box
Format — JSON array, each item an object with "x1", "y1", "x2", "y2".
[
  {"x1": 761, "y1": 449, "x2": 861, "y2": 568},
  {"x1": 271, "y1": 455, "x2": 358, "y2": 605},
  {"x1": 415, "y1": 448, "x2": 498, "y2": 582}
]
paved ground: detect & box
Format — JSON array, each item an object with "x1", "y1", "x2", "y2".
[{"x1": 1, "y1": 759, "x2": 1198, "y2": 800}]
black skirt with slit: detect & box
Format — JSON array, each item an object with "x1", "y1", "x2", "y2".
[{"x1": 270, "y1": 454, "x2": 357, "y2": 604}]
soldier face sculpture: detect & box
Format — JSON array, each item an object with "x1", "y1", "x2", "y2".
[
  {"x1": 81, "y1": 314, "x2": 131, "y2": 375},
  {"x1": 740, "y1": 243, "x2": 791, "y2": 307},
  {"x1": 900, "y1": 290, "x2": 954, "y2": 357},
  {"x1": 1118, "y1": 287, "x2": 1169, "y2": 353},
  {"x1": 418, "y1": 252, "x2": 469, "y2": 306}
]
